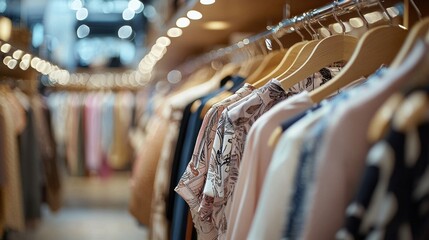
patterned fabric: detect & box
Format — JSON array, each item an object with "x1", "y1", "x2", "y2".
[
  {"x1": 337, "y1": 121, "x2": 429, "y2": 240},
  {"x1": 288, "y1": 66, "x2": 343, "y2": 94},
  {"x1": 175, "y1": 84, "x2": 254, "y2": 240},
  {"x1": 201, "y1": 80, "x2": 288, "y2": 239}
]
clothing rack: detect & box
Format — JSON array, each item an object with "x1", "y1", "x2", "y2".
[{"x1": 177, "y1": 0, "x2": 393, "y2": 75}]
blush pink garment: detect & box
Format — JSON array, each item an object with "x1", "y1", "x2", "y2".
[
  {"x1": 226, "y1": 91, "x2": 313, "y2": 240},
  {"x1": 301, "y1": 41, "x2": 429, "y2": 240},
  {"x1": 84, "y1": 94, "x2": 103, "y2": 174}
]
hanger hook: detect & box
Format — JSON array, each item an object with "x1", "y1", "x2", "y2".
[
  {"x1": 258, "y1": 39, "x2": 268, "y2": 55},
  {"x1": 271, "y1": 27, "x2": 284, "y2": 50},
  {"x1": 410, "y1": 0, "x2": 422, "y2": 20},
  {"x1": 333, "y1": 1, "x2": 346, "y2": 34},
  {"x1": 317, "y1": 19, "x2": 332, "y2": 37},
  {"x1": 354, "y1": 0, "x2": 369, "y2": 29},
  {"x1": 302, "y1": 15, "x2": 315, "y2": 40},
  {"x1": 291, "y1": 16, "x2": 305, "y2": 41},
  {"x1": 376, "y1": 0, "x2": 393, "y2": 25},
  {"x1": 305, "y1": 13, "x2": 319, "y2": 39}
]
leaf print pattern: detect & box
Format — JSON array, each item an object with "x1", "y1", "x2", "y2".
[
  {"x1": 199, "y1": 80, "x2": 288, "y2": 239},
  {"x1": 174, "y1": 84, "x2": 255, "y2": 240}
]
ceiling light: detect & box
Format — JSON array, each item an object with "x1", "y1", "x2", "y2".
[
  {"x1": 19, "y1": 61, "x2": 29, "y2": 70},
  {"x1": 176, "y1": 17, "x2": 190, "y2": 28},
  {"x1": 1, "y1": 43, "x2": 11, "y2": 53},
  {"x1": 76, "y1": 8, "x2": 88, "y2": 21},
  {"x1": 3, "y1": 56, "x2": 11, "y2": 65},
  {"x1": 22, "y1": 53, "x2": 31, "y2": 61},
  {"x1": 77, "y1": 24, "x2": 90, "y2": 38},
  {"x1": 30, "y1": 57, "x2": 40, "y2": 68},
  {"x1": 12, "y1": 50, "x2": 23, "y2": 59},
  {"x1": 129, "y1": 0, "x2": 144, "y2": 12},
  {"x1": 203, "y1": 21, "x2": 230, "y2": 30},
  {"x1": 200, "y1": 0, "x2": 215, "y2": 5},
  {"x1": 122, "y1": 8, "x2": 135, "y2": 21},
  {"x1": 70, "y1": 0, "x2": 83, "y2": 10},
  {"x1": 187, "y1": 10, "x2": 202, "y2": 20},
  {"x1": 7, "y1": 59, "x2": 17, "y2": 69},
  {"x1": 167, "y1": 70, "x2": 182, "y2": 84},
  {"x1": 167, "y1": 27, "x2": 182, "y2": 38},
  {"x1": 156, "y1": 36, "x2": 171, "y2": 47},
  {"x1": 118, "y1": 25, "x2": 133, "y2": 39}
]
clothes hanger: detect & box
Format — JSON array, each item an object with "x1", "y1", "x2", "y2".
[
  {"x1": 273, "y1": 15, "x2": 324, "y2": 85},
  {"x1": 245, "y1": 34, "x2": 286, "y2": 84},
  {"x1": 309, "y1": 13, "x2": 408, "y2": 102},
  {"x1": 252, "y1": 38, "x2": 308, "y2": 88},
  {"x1": 278, "y1": 10, "x2": 358, "y2": 90},
  {"x1": 368, "y1": 25, "x2": 429, "y2": 141}
]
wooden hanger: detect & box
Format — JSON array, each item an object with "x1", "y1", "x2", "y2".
[
  {"x1": 238, "y1": 55, "x2": 264, "y2": 78},
  {"x1": 309, "y1": 25, "x2": 408, "y2": 103},
  {"x1": 246, "y1": 50, "x2": 282, "y2": 84},
  {"x1": 392, "y1": 91, "x2": 428, "y2": 132},
  {"x1": 252, "y1": 41, "x2": 308, "y2": 88},
  {"x1": 367, "y1": 18, "x2": 429, "y2": 142},
  {"x1": 390, "y1": 17, "x2": 429, "y2": 69},
  {"x1": 279, "y1": 34, "x2": 358, "y2": 90}
]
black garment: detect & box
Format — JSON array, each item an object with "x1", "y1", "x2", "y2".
[
  {"x1": 337, "y1": 122, "x2": 429, "y2": 240},
  {"x1": 18, "y1": 108, "x2": 42, "y2": 222}
]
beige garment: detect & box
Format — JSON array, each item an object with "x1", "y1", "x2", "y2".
[
  {"x1": 31, "y1": 95, "x2": 62, "y2": 212},
  {"x1": 226, "y1": 91, "x2": 313, "y2": 240},
  {"x1": 0, "y1": 92, "x2": 25, "y2": 231},
  {"x1": 109, "y1": 92, "x2": 134, "y2": 169},
  {"x1": 129, "y1": 110, "x2": 169, "y2": 226},
  {"x1": 150, "y1": 110, "x2": 181, "y2": 240},
  {"x1": 301, "y1": 41, "x2": 429, "y2": 240},
  {"x1": 248, "y1": 106, "x2": 328, "y2": 240}
]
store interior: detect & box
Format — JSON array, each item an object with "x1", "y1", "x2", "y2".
[{"x1": 1, "y1": 0, "x2": 429, "y2": 240}]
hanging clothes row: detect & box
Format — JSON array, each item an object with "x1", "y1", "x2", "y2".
[
  {"x1": 0, "y1": 82, "x2": 61, "y2": 237},
  {"x1": 129, "y1": 1, "x2": 428, "y2": 240},
  {"x1": 46, "y1": 89, "x2": 145, "y2": 177}
]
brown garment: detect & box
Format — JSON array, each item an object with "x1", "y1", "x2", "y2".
[
  {"x1": 150, "y1": 109, "x2": 182, "y2": 240},
  {"x1": 129, "y1": 111, "x2": 169, "y2": 226},
  {"x1": 31, "y1": 96, "x2": 62, "y2": 212},
  {"x1": 109, "y1": 92, "x2": 134, "y2": 169},
  {"x1": 0, "y1": 91, "x2": 25, "y2": 231}
]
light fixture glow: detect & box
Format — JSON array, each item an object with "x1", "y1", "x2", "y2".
[
  {"x1": 167, "y1": 27, "x2": 182, "y2": 38},
  {"x1": 77, "y1": 24, "x2": 90, "y2": 38},
  {"x1": 19, "y1": 61, "x2": 29, "y2": 70},
  {"x1": 176, "y1": 17, "x2": 190, "y2": 28},
  {"x1": 1, "y1": 43, "x2": 11, "y2": 53},
  {"x1": 3, "y1": 56, "x2": 11, "y2": 65},
  {"x1": 200, "y1": 0, "x2": 215, "y2": 5},
  {"x1": 156, "y1": 36, "x2": 171, "y2": 47},
  {"x1": 129, "y1": 0, "x2": 143, "y2": 12},
  {"x1": 76, "y1": 8, "x2": 88, "y2": 21},
  {"x1": 7, "y1": 59, "x2": 17, "y2": 69},
  {"x1": 118, "y1": 25, "x2": 133, "y2": 39},
  {"x1": 30, "y1": 57, "x2": 40, "y2": 68},
  {"x1": 187, "y1": 10, "x2": 202, "y2": 20},
  {"x1": 203, "y1": 21, "x2": 230, "y2": 30},
  {"x1": 70, "y1": 0, "x2": 83, "y2": 10},
  {"x1": 22, "y1": 53, "x2": 31, "y2": 61},
  {"x1": 122, "y1": 8, "x2": 135, "y2": 21},
  {"x1": 12, "y1": 50, "x2": 23, "y2": 59},
  {"x1": 167, "y1": 70, "x2": 182, "y2": 84}
]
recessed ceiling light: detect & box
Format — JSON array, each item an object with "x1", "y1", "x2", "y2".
[
  {"x1": 200, "y1": 0, "x2": 215, "y2": 5},
  {"x1": 156, "y1": 36, "x2": 171, "y2": 47},
  {"x1": 176, "y1": 17, "x2": 190, "y2": 28},
  {"x1": 76, "y1": 7, "x2": 88, "y2": 21},
  {"x1": 187, "y1": 10, "x2": 202, "y2": 20},
  {"x1": 203, "y1": 21, "x2": 230, "y2": 30},
  {"x1": 167, "y1": 27, "x2": 183, "y2": 38}
]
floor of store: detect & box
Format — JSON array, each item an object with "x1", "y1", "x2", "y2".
[{"x1": 9, "y1": 173, "x2": 147, "y2": 240}]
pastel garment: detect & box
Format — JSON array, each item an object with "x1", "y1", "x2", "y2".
[
  {"x1": 226, "y1": 91, "x2": 314, "y2": 240},
  {"x1": 175, "y1": 84, "x2": 255, "y2": 240},
  {"x1": 198, "y1": 80, "x2": 289, "y2": 239},
  {"x1": 301, "y1": 40, "x2": 429, "y2": 240}
]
